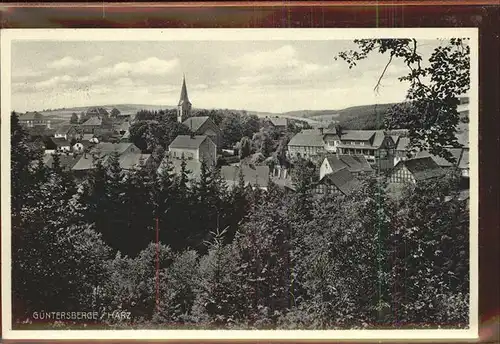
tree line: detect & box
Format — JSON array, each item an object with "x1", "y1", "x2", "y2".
[{"x1": 11, "y1": 111, "x2": 469, "y2": 329}]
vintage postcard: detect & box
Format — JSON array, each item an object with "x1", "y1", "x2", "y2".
[{"x1": 1, "y1": 28, "x2": 478, "y2": 340}]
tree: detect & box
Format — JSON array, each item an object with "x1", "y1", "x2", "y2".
[
  {"x1": 239, "y1": 137, "x2": 252, "y2": 160},
  {"x1": 337, "y1": 38, "x2": 470, "y2": 163},
  {"x1": 70, "y1": 112, "x2": 79, "y2": 124},
  {"x1": 252, "y1": 129, "x2": 274, "y2": 157},
  {"x1": 129, "y1": 116, "x2": 190, "y2": 153},
  {"x1": 11, "y1": 112, "x2": 40, "y2": 214},
  {"x1": 111, "y1": 108, "x2": 121, "y2": 117}
]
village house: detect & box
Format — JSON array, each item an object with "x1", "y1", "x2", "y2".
[
  {"x1": 168, "y1": 135, "x2": 217, "y2": 167},
  {"x1": 319, "y1": 154, "x2": 373, "y2": 180},
  {"x1": 322, "y1": 128, "x2": 341, "y2": 153},
  {"x1": 44, "y1": 153, "x2": 82, "y2": 171},
  {"x1": 18, "y1": 111, "x2": 51, "y2": 129},
  {"x1": 388, "y1": 156, "x2": 445, "y2": 185},
  {"x1": 183, "y1": 116, "x2": 221, "y2": 148},
  {"x1": 54, "y1": 124, "x2": 80, "y2": 141},
  {"x1": 287, "y1": 129, "x2": 326, "y2": 160},
  {"x1": 80, "y1": 107, "x2": 113, "y2": 135},
  {"x1": 266, "y1": 116, "x2": 289, "y2": 133},
  {"x1": 221, "y1": 165, "x2": 270, "y2": 191},
  {"x1": 337, "y1": 130, "x2": 395, "y2": 171},
  {"x1": 71, "y1": 142, "x2": 150, "y2": 175},
  {"x1": 313, "y1": 167, "x2": 361, "y2": 196}
]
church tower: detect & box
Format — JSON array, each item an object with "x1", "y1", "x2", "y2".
[{"x1": 177, "y1": 75, "x2": 192, "y2": 123}]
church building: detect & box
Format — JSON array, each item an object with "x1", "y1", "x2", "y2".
[
  {"x1": 176, "y1": 75, "x2": 221, "y2": 149},
  {"x1": 177, "y1": 75, "x2": 192, "y2": 123}
]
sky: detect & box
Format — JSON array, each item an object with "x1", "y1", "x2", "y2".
[{"x1": 11, "y1": 39, "x2": 442, "y2": 113}]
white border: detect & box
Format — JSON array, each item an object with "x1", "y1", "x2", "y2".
[{"x1": 1, "y1": 28, "x2": 479, "y2": 340}]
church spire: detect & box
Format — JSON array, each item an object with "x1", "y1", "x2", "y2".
[
  {"x1": 178, "y1": 74, "x2": 190, "y2": 106},
  {"x1": 177, "y1": 74, "x2": 192, "y2": 123}
]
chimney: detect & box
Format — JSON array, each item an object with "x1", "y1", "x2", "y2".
[{"x1": 319, "y1": 127, "x2": 324, "y2": 135}]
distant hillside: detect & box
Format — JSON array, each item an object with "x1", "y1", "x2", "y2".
[
  {"x1": 31, "y1": 102, "x2": 399, "y2": 129},
  {"x1": 335, "y1": 103, "x2": 399, "y2": 130}
]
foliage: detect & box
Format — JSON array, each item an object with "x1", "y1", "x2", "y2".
[
  {"x1": 111, "y1": 108, "x2": 121, "y2": 117},
  {"x1": 238, "y1": 136, "x2": 252, "y2": 160},
  {"x1": 70, "y1": 113, "x2": 79, "y2": 124},
  {"x1": 338, "y1": 38, "x2": 470, "y2": 162},
  {"x1": 129, "y1": 109, "x2": 191, "y2": 152}
]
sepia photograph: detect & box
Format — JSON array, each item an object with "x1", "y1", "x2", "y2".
[{"x1": 1, "y1": 28, "x2": 478, "y2": 340}]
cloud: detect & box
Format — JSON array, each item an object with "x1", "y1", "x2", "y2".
[
  {"x1": 96, "y1": 57, "x2": 179, "y2": 79},
  {"x1": 48, "y1": 56, "x2": 82, "y2": 69},
  {"x1": 90, "y1": 55, "x2": 104, "y2": 63},
  {"x1": 227, "y1": 45, "x2": 334, "y2": 87},
  {"x1": 229, "y1": 45, "x2": 299, "y2": 71}
]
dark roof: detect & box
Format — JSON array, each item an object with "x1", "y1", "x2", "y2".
[
  {"x1": 221, "y1": 165, "x2": 270, "y2": 188},
  {"x1": 268, "y1": 117, "x2": 288, "y2": 127},
  {"x1": 45, "y1": 153, "x2": 81, "y2": 170},
  {"x1": 81, "y1": 133, "x2": 95, "y2": 141},
  {"x1": 19, "y1": 112, "x2": 43, "y2": 121},
  {"x1": 55, "y1": 124, "x2": 76, "y2": 136},
  {"x1": 396, "y1": 157, "x2": 444, "y2": 181},
  {"x1": 183, "y1": 116, "x2": 210, "y2": 132},
  {"x1": 51, "y1": 138, "x2": 71, "y2": 147},
  {"x1": 91, "y1": 142, "x2": 136, "y2": 155},
  {"x1": 319, "y1": 167, "x2": 360, "y2": 195},
  {"x1": 86, "y1": 107, "x2": 109, "y2": 117},
  {"x1": 72, "y1": 151, "x2": 147, "y2": 171},
  {"x1": 340, "y1": 130, "x2": 375, "y2": 141},
  {"x1": 82, "y1": 117, "x2": 102, "y2": 126},
  {"x1": 288, "y1": 130, "x2": 325, "y2": 147},
  {"x1": 415, "y1": 148, "x2": 463, "y2": 168},
  {"x1": 169, "y1": 135, "x2": 208, "y2": 150},
  {"x1": 324, "y1": 155, "x2": 349, "y2": 173},
  {"x1": 339, "y1": 154, "x2": 373, "y2": 173}
]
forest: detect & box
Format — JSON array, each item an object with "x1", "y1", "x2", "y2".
[{"x1": 11, "y1": 110, "x2": 469, "y2": 330}]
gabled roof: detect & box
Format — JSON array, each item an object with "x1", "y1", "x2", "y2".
[
  {"x1": 459, "y1": 149, "x2": 469, "y2": 170},
  {"x1": 72, "y1": 151, "x2": 147, "y2": 171},
  {"x1": 415, "y1": 148, "x2": 463, "y2": 168},
  {"x1": 51, "y1": 137, "x2": 71, "y2": 147},
  {"x1": 319, "y1": 167, "x2": 360, "y2": 195},
  {"x1": 395, "y1": 156, "x2": 444, "y2": 181},
  {"x1": 117, "y1": 153, "x2": 151, "y2": 170},
  {"x1": 396, "y1": 137, "x2": 411, "y2": 151},
  {"x1": 169, "y1": 135, "x2": 209, "y2": 150},
  {"x1": 221, "y1": 165, "x2": 270, "y2": 188},
  {"x1": 45, "y1": 153, "x2": 81, "y2": 170},
  {"x1": 82, "y1": 117, "x2": 102, "y2": 126},
  {"x1": 372, "y1": 131, "x2": 387, "y2": 148},
  {"x1": 183, "y1": 116, "x2": 211, "y2": 132},
  {"x1": 338, "y1": 154, "x2": 373, "y2": 173},
  {"x1": 81, "y1": 133, "x2": 95, "y2": 141},
  {"x1": 288, "y1": 130, "x2": 325, "y2": 147},
  {"x1": 55, "y1": 124, "x2": 76, "y2": 136},
  {"x1": 324, "y1": 155, "x2": 349, "y2": 173},
  {"x1": 268, "y1": 117, "x2": 288, "y2": 127},
  {"x1": 340, "y1": 130, "x2": 375, "y2": 142},
  {"x1": 86, "y1": 107, "x2": 109, "y2": 117},
  {"x1": 91, "y1": 142, "x2": 136, "y2": 155}
]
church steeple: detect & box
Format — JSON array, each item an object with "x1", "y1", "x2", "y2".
[{"x1": 177, "y1": 74, "x2": 192, "y2": 123}]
